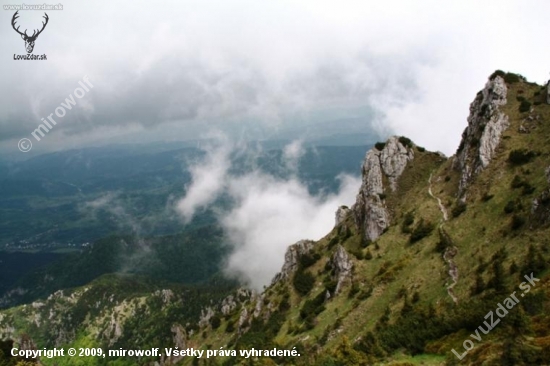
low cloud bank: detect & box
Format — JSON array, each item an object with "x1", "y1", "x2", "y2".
[{"x1": 175, "y1": 138, "x2": 360, "y2": 290}]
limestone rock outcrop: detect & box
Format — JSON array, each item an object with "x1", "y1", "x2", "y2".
[
  {"x1": 329, "y1": 245, "x2": 353, "y2": 295},
  {"x1": 171, "y1": 324, "x2": 187, "y2": 349},
  {"x1": 353, "y1": 136, "x2": 414, "y2": 242},
  {"x1": 453, "y1": 75, "x2": 509, "y2": 197},
  {"x1": 154, "y1": 289, "x2": 174, "y2": 305},
  {"x1": 104, "y1": 313, "x2": 123, "y2": 346},
  {"x1": 198, "y1": 306, "x2": 215, "y2": 327},
  {"x1": 272, "y1": 240, "x2": 315, "y2": 283},
  {"x1": 335, "y1": 206, "x2": 351, "y2": 226},
  {"x1": 220, "y1": 295, "x2": 237, "y2": 315},
  {"x1": 253, "y1": 294, "x2": 264, "y2": 318},
  {"x1": 380, "y1": 137, "x2": 414, "y2": 191},
  {"x1": 237, "y1": 307, "x2": 249, "y2": 333}
]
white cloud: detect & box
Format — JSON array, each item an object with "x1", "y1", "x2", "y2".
[
  {"x1": 175, "y1": 137, "x2": 361, "y2": 290},
  {"x1": 221, "y1": 172, "x2": 359, "y2": 290},
  {"x1": 176, "y1": 135, "x2": 232, "y2": 223},
  {"x1": 282, "y1": 139, "x2": 305, "y2": 172},
  {"x1": 3, "y1": 0, "x2": 550, "y2": 156}
]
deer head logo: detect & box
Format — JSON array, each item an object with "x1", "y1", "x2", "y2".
[{"x1": 12, "y1": 11, "x2": 49, "y2": 54}]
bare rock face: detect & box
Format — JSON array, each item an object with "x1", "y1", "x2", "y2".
[
  {"x1": 238, "y1": 307, "x2": 249, "y2": 333},
  {"x1": 335, "y1": 206, "x2": 351, "y2": 226},
  {"x1": 353, "y1": 150, "x2": 387, "y2": 242},
  {"x1": 547, "y1": 81, "x2": 550, "y2": 104},
  {"x1": 104, "y1": 313, "x2": 123, "y2": 346},
  {"x1": 154, "y1": 289, "x2": 174, "y2": 305},
  {"x1": 380, "y1": 137, "x2": 414, "y2": 191},
  {"x1": 217, "y1": 287, "x2": 251, "y2": 321},
  {"x1": 0, "y1": 313, "x2": 15, "y2": 339},
  {"x1": 220, "y1": 295, "x2": 237, "y2": 315},
  {"x1": 198, "y1": 306, "x2": 215, "y2": 328},
  {"x1": 164, "y1": 324, "x2": 187, "y2": 364},
  {"x1": 253, "y1": 294, "x2": 264, "y2": 318},
  {"x1": 352, "y1": 136, "x2": 413, "y2": 242},
  {"x1": 272, "y1": 240, "x2": 315, "y2": 283},
  {"x1": 329, "y1": 245, "x2": 353, "y2": 295},
  {"x1": 454, "y1": 75, "x2": 509, "y2": 197},
  {"x1": 171, "y1": 324, "x2": 187, "y2": 349}
]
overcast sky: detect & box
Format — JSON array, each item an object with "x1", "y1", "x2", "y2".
[{"x1": 1, "y1": 0, "x2": 550, "y2": 156}]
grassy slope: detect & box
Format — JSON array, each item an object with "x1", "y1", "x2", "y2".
[
  {"x1": 183, "y1": 77, "x2": 550, "y2": 365},
  {"x1": 0, "y1": 274, "x2": 235, "y2": 366}
]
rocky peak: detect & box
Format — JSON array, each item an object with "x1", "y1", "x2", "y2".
[
  {"x1": 453, "y1": 75, "x2": 509, "y2": 197},
  {"x1": 163, "y1": 324, "x2": 187, "y2": 365},
  {"x1": 154, "y1": 289, "x2": 174, "y2": 305},
  {"x1": 198, "y1": 306, "x2": 215, "y2": 327},
  {"x1": 352, "y1": 136, "x2": 414, "y2": 242},
  {"x1": 220, "y1": 295, "x2": 237, "y2": 315},
  {"x1": 329, "y1": 245, "x2": 353, "y2": 295},
  {"x1": 253, "y1": 293, "x2": 265, "y2": 318},
  {"x1": 335, "y1": 206, "x2": 351, "y2": 226},
  {"x1": 237, "y1": 307, "x2": 249, "y2": 333},
  {"x1": 380, "y1": 137, "x2": 415, "y2": 191},
  {"x1": 272, "y1": 240, "x2": 315, "y2": 283}
]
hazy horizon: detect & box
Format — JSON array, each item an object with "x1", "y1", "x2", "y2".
[{"x1": 2, "y1": 0, "x2": 550, "y2": 157}]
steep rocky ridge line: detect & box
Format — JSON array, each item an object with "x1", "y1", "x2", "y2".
[
  {"x1": 353, "y1": 136, "x2": 414, "y2": 242},
  {"x1": 329, "y1": 245, "x2": 353, "y2": 295},
  {"x1": 453, "y1": 75, "x2": 509, "y2": 197},
  {"x1": 272, "y1": 240, "x2": 315, "y2": 284}
]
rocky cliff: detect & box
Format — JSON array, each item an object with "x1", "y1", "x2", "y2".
[
  {"x1": 180, "y1": 71, "x2": 550, "y2": 366},
  {"x1": 453, "y1": 74, "x2": 509, "y2": 197},
  {"x1": 328, "y1": 245, "x2": 353, "y2": 295},
  {"x1": 352, "y1": 136, "x2": 414, "y2": 242},
  {"x1": 272, "y1": 240, "x2": 316, "y2": 283}
]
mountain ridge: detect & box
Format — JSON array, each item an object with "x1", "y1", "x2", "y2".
[
  {"x1": 2, "y1": 71, "x2": 550, "y2": 365},
  {"x1": 178, "y1": 71, "x2": 550, "y2": 365}
]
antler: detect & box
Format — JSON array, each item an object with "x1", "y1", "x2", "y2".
[
  {"x1": 33, "y1": 13, "x2": 49, "y2": 38},
  {"x1": 11, "y1": 10, "x2": 27, "y2": 37},
  {"x1": 12, "y1": 12, "x2": 49, "y2": 40}
]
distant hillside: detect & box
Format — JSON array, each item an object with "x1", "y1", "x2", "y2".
[
  {"x1": 0, "y1": 144, "x2": 368, "y2": 250},
  {"x1": 0, "y1": 226, "x2": 230, "y2": 308}
]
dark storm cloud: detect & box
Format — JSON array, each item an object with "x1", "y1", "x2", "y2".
[{"x1": 1, "y1": 0, "x2": 550, "y2": 154}]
